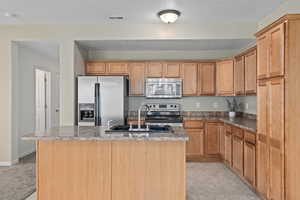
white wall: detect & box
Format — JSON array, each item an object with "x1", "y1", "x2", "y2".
[
  {"x1": 258, "y1": 0, "x2": 300, "y2": 29},
  {"x1": 237, "y1": 96, "x2": 257, "y2": 115},
  {"x1": 13, "y1": 42, "x2": 60, "y2": 158}
]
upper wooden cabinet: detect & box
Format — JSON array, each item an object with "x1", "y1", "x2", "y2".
[
  {"x1": 244, "y1": 49, "x2": 257, "y2": 94},
  {"x1": 198, "y1": 63, "x2": 215, "y2": 96},
  {"x1": 234, "y1": 56, "x2": 245, "y2": 95},
  {"x1": 257, "y1": 23, "x2": 285, "y2": 80},
  {"x1": 128, "y1": 62, "x2": 145, "y2": 96},
  {"x1": 163, "y1": 62, "x2": 181, "y2": 78},
  {"x1": 146, "y1": 62, "x2": 164, "y2": 77},
  {"x1": 216, "y1": 59, "x2": 234, "y2": 96},
  {"x1": 181, "y1": 63, "x2": 198, "y2": 96},
  {"x1": 86, "y1": 61, "x2": 106, "y2": 74},
  {"x1": 106, "y1": 62, "x2": 128, "y2": 74}
]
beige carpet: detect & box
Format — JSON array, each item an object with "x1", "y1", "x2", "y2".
[
  {"x1": 26, "y1": 162, "x2": 260, "y2": 200},
  {"x1": 0, "y1": 154, "x2": 35, "y2": 200}
]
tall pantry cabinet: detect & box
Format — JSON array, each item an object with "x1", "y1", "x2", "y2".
[{"x1": 256, "y1": 14, "x2": 300, "y2": 200}]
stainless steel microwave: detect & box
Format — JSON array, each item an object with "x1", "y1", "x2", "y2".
[{"x1": 145, "y1": 78, "x2": 182, "y2": 98}]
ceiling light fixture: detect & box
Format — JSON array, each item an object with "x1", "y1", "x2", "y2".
[{"x1": 158, "y1": 9, "x2": 181, "y2": 24}]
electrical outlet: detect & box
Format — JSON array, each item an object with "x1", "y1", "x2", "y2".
[
  {"x1": 196, "y1": 102, "x2": 201, "y2": 108},
  {"x1": 245, "y1": 103, "x2": 249, "y2": 110},
  {"x1": 213, "y1": 102, "x2": 218, "y2": 108}
]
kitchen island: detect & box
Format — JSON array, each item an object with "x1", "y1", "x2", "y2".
[{"x1": 23, "y1": 126, "x2": 188, "y2": 200}]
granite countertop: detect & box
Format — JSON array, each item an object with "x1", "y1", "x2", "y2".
[
  {"x1": 183, "y1": 116, "x2": 256, "y2": 132},
  {"x1": 22, "y1": 126, "x2": 188, "y2": 141}
]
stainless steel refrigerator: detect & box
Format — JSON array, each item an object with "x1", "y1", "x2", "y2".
[{"x1": 77, "y1": 76, "x2": 128, "y2": 126}]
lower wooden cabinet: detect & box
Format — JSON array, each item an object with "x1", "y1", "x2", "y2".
[
  {"x1": 219, "y1": 124, "x2": 225, "y2": 159},
  {"x1": 244, "y1": 141, "x2": 256, "y2": 186},
  {"x1": 186, "y1": 129, "x2": 204, "y2": 157},
  {"x1": 224, "y1": 130, "x2": 232, "y2": 166},
  {"x1": 205, "y1": 122, "x2": 220, "y2": 155},
  {"x1": 232, "y1": 135, "x2": 244, "y2": 176}
]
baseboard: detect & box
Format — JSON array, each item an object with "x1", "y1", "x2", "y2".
[{"x1": 0, "y1": 159, "x2": 19, "y2": 166}]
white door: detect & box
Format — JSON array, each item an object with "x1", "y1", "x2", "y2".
[{"x1": 35, "y1": 69, "x2": 51, "y2": 132}]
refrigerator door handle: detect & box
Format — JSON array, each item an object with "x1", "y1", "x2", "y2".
[{"x1": 95, "y1": 83, "x2": 101, "y2": 126}]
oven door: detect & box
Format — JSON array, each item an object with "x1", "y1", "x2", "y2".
[{"x1": 145, "y1": 78, "x2": 182, "y2": 98}]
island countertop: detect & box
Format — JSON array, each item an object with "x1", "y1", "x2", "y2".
[{"x1": 22, "y1": 126, "x2": 188, "y2": 141}]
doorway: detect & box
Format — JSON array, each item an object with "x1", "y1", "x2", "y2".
[{"x1": 35, "y1": 69, "x2": 51, "y2": 132}]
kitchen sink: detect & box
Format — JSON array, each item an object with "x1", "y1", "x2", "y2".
[{"x1": 105, "y1": 124, "x2": 173, "y2": 133}]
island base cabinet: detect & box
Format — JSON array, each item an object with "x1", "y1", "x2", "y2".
[
  {"x1": 37, "y1": 140, "x2": 186, "y2": 200},
  {"x1": 37, "y1": 141, "x2": 112, "y2": 200}
]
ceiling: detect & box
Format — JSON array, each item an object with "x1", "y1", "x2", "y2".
[
  {"x1": 77, "y1": 39, "x2": 255, "y2": 51},
  {"x1": 0, "y1": 0, "x2": 284, "y2": 24}
]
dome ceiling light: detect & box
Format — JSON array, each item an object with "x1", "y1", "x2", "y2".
[{"x1": 158, "y1": 9, "x2": 181, "y2": 24}]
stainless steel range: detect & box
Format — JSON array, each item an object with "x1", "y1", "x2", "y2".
[{"x1": 145, "y1": 103, "x2": 183, "y2": 127}]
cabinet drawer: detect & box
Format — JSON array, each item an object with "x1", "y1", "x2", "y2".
[
  {"x1": 184, "y1": 120, "x2": 204, "y2": 129},
  {"x1": 244, "y1": 131, "x2": 256, "y2": 145},
  {"x1": 232, "y1": 127, "x2": 244, "y2": 139}
]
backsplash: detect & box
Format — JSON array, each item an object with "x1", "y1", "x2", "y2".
[{"x1": 128, "y1": 96, "x2": 257, "y2": 114}]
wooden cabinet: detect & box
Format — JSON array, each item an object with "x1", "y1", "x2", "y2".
[
  {"x1": 129, "y1": 62, "x2": 145, "y2": 96},
  {"x1": 257, "y1": 80, "x2": 269, "y2": 198},
  {"x1": 216, "y1": 59, "x2": 234, "y2": 96},
  {"x1": 245, "y1": 49, "x2": 257, "y2": 94},
  {"x1": 269, "y1": 24, "x2": 285, "y2": 78},
  {"x1": 257, "y1": 23, "x2": 285, "y2": 80},
  {"x1": 86, "y1": 61, "x2": 106, "y2": 74},
  {"x1": 234, "y1": 56, "x2": 245, "y2": 95},
  {"x1": 219, "y1": 124, "x2": 225, "y2": 159},
  {"x1": 181, "y1": 63, "x2": 198, "y2": 96},
  {"x1": 146, "y1": 62, "x2": 164, "y2": 77},
  {"x1": 269, "y1": 78, "x2": 284, "y2": 200},
  {"x1": 224, "y1": 127, "x2": 232, "y2": 166},
  {"x1": 164, "y1": 62, "x2": 181, "y2": 77},
  {"x1": 244, "y1": 141, "x2": 256, "y2": 186},
  {"x1": 106, "y1": 62, "x2": 128, "y2": 74},
  {"x1": 198, "y1": 63, "x2": 215, "y2": 95},
  {"x1": 205, "y1": 122, "x2": 220, "y2": 155},
  {"x1": 232, "y1": 127, "x2": 244, "y2": 177},
  {"x1": 186, "y1": 129, "x2": 204, "y2": 157}
]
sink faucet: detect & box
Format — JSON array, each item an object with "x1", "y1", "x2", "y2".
[{"x1": 137, "y1": 103, "x2": 150, "y2": 130}]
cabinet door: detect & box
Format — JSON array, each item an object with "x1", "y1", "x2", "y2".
[
  {"x1": 232, "y1": 136, "x2": 244, "y2": 177},
  {"x1": 224, "y1": 131, "x2": 232, "y2": 166},
  {"x1": 269, "y1": 78, "x2": 284, "y2": 200},
  {"x1": 234, "y1": 56, "x2": 245, "y2": 95},
  {"x1": 198, "y1": 63, "x2": 215, "y2": 95},
  {"x1": 181, "y1": 63, "x2": 198, "y2": 96},
  {"x1": 244, "y1": 141, "x2": 256, "y2": 187},
  {"x1": 86, "y1": 62, "x2": 106, "y2": 74},
  {"x1": 186, "y1": 129, "x2": 204, "y2": 156},
  {"x1": 269, "y1": 24, "x2": 285, "y2": 78},
  {"x1": 106, "y1": 62, "x2": 128, "y2": 74},
  {"x1": 257, "y1": 80, "x2": 269, "y2": 198},
  {"x1": 164, "y1": 62, "x2": 181, "y2": 78},
  {"x1": 245, "y1": 50, "x2": 257, "y2": 94},
  {"x1": 146, "y1": 62, "x2": 164, "y2": 77},
  {"x1": 257, "y1": 33, "x2": 269, "y2": 79},
  {"x1": 216, "y1": 60, "x2": 234, "y2": 96},
  {"x1": 129, "y1": 62, "x2": 145, "y2": 96},
  {"x1": 205, "y1": 122, "x2": 220, "y2": 155},
  {"x1": 219, "y1": 124, "x2": 225, "y2": 159}
]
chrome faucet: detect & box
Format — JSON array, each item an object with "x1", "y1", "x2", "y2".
[{"x1": 137, "y1": 103, "x2": 150, "y2": 130}]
